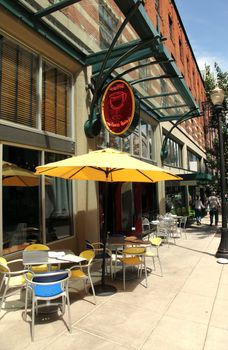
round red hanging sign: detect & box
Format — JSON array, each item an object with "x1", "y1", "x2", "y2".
[{"x1": 101, "y1": 79, "x2": 136, "y2": 136}]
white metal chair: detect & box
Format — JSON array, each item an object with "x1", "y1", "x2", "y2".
[
  {"x1": 69, "y1": 250, "x2": 96, "y2": 304},
  {"x1": 178, "y1": 216, "x2": 188, "y2": 239},
  {"x1": 143, "y1": 237, "x2": 163, "y2": 276},
  {"x1": 24, "y1": 269, "x2": 71, "y2": 341},
  {"x1": 0, "y1": 257, "x2": 29, "y2": 313}
]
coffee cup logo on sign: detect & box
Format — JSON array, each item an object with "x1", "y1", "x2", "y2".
[{"x1": 101, "y1": 79, "x2": 138, "y2": 137}]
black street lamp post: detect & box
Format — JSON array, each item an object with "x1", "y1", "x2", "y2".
[{"x1": 210, "y1": 87, "x2": 228, "y2": 258}]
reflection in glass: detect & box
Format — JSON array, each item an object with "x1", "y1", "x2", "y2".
[
  {"x1": 133, "y1": 126, "x2": 140, "y2": 156},
  {"x1": 45, "y1": 153, "x2": 73, "y2": 243},
  {"x1": 3, "y1": 146, "x2": 40, "y2": 254}
]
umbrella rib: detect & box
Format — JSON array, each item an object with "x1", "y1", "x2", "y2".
[{"x1": 137, "y1": 169, "x2": 155, "y2": 182}]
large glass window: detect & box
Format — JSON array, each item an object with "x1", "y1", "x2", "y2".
[
  {"x1": 42, "y1": 61, "x2": 71, "y2": 136},
  {"x1": 0, "y1": 35, "x2": 72, "y2": 137},
  {"x1": 141, "y1": 120, "x2": 154, "y2": 160},
  {"x1": 0, "y1": 37, "x2": 38, "y2": 127},
  {"x1": 187, "y1": 149, "x2": 201, "y2": 171},
  {"x1": 97, "y1": 119, "x2": 154, "y2": 160},
  {"x1": 3, "y1": 146, "x2": 40, "y2": 254},
  {"x1": 164, "y1": 137, "x2": 182, "y2": 167},
  {"x1": 2, "y1": 145, "x2": 73, "y2": 254},
  {"x1": 45, "y1": 153, "x2": 73, "y2": 243}
]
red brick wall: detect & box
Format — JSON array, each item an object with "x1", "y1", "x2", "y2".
[{"x1": 144, "y1": 0, "x2": 206, "y2": 149}]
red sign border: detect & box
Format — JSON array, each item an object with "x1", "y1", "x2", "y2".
[{"x1": 101, "y1": 79, "x2": 136, "y2": 136}]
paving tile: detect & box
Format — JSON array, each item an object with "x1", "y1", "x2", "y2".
[
  {"x1": 166, "y1": 291, "x2": 214, "y2": 324},
  {"x1": 209, "y1": 299, "x2": 228, "y2": 330},
  {"x1": 42, "y1": 329, "x2": 130, "y2": 350},
  {"x1": 204, "y1": 326, "x2": 228, "y2": 350},
  {"x1": 141, "y1": 315, "x2": 207, "y2": 350},
  {"x1": 73, "y1": 298, "x2": 161, "y2": 348}
]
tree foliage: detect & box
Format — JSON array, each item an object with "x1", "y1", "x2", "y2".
[{"x1": 204, "y1": 63, "x2": 228, "y2": 193}]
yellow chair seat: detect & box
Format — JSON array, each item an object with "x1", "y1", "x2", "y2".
[
  {"x1": 150, "y1": 237, "x2": 162, "y2": 246},
  {"x1": 122, "y1": 247, "x2": 145, "y2": 255},
  {"x1": 8, "y1": 275, "x2": 26, "y2": 287},
  {"x1": 144, "y1": 251, "x2": 155, "y2": 257},
  {"x1": 119, "y1": 256, "x2": 141, "y2": 265},
  {"x1": 70, "y1": 270, "x2": 86, "y2": 279}
]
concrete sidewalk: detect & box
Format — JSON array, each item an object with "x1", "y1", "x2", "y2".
[{"x1": 1, "y1": 217, "x2": 228, "y2": 350}]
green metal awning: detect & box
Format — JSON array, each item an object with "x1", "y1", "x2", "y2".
[
  {"x1": 179, "y1": 173, "x2": 214, "y2": 183},
  {"x1": 0, "y1": 0, "x2": 201, "y2": 124}
]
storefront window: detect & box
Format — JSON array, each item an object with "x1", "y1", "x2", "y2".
[
  {"x1": 164, "y1": 137, "x2": 182, "y2": 167},
  {"x1": 0, "y1": 37, "x2": 38, "y2": 128},
  {"x1": 2, "y1": 145, "x2": 74, "y2": 254},
  {"x1": 187, "y1": 149, "x2": 201, "y2": 171},
  {"x1": 3, "y1": 146, "x2": 40, "y2": 254},
  {"x1": 0, "y1": 35, "x2": 72, "y2": 138},
  {"x1": 45, "y1": 152, "x2": 73, "y2": 243},
  {"x1": 132, "y1": 126, "x2": 140, "y2": 156}
]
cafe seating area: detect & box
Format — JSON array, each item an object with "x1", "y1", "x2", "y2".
[
  {"x1": 0, "y1": 215, "x2": 209, "y2": 344},
  {"x1": 1, "y1": 217, "x2": 225, "y2": 349}
]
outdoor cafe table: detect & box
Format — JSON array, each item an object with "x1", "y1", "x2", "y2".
[{"x1": 23, "y1": 250, "x2": 86, "y2": 271}]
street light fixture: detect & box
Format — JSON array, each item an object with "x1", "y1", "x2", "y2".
[{"x1": 210, "y1": 86, "x2": 228, "y2": 258}]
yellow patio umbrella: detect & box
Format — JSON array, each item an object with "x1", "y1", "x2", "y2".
[
  {"x1": 2, "y1": 161, "x2": 40, "y2": 187},
  {"x1": 35, "y1": 148, "x2": 182, "y2": 182},
  {"x1": 35, "y1": 148, "x2": 182, "y2": 295}
]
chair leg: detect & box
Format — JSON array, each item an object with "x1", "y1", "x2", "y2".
[
  {"x1": 88, "y1": 275, "x2": 96, "y2": 304},
  {"x1": 31, "y1": 298, "x2": 35, "y2": 342},
  {"x1": 24, "y1": 286, "x2": 29, "y2": 320},
  {"x1": 123, "y1": 265, "x2": 126, "y2": 291},
  {"x1": 66, "y1": 292, "x2": 72, "y2": 333},
  {"x1": 144, "y1": 257, "x2": 148, "y2": 288},
  {"x1": 0, "y1": 280, "x2": 9, "y2": 313},
  {"x1": 157, "y1": 256, "x2": 163, "y2": 277}
]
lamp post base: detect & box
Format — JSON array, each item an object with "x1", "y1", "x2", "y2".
[{"x1": 216, "y1": 228, "x2": 228, "y2": 258}]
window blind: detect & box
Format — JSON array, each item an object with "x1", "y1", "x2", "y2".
[
  {"x1": 0, "y1": 37, "x2": 38, "y2": 127},
  {"x1": 42, "y1": 61, "x2": 71, "y2": 137}
]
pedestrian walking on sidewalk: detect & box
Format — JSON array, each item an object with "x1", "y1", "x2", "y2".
[
  {"x1": 207, "y1": 192, "x2": 220, "y2": 226},
  {"x1": 194, "y1": 196, "x2": 205, "y2": 225}
]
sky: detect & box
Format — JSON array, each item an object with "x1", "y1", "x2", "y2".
[{"x1": 174, "y1": 0, "x2": 228, "y2": 73}]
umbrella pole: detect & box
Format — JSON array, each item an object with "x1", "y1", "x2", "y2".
[{"x1": 91, "y1": 178, "x2": 117, "y2": 296}]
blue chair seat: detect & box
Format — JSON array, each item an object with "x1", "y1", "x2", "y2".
[{"x1": 34, "y1": 283, "x2": 63, "y2": 297}]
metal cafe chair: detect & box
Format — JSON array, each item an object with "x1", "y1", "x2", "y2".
[
  {"x1": 0, "y1": 257, "x2": 29, "y2": 314},
  {"x1": 143, "y1": 237, "x2": 163, "y2": 276},
  {"x1": 118, "y1": 247, "x2": 147, "y2": 290},
  {"x1": 24, "y1": 269, "x2": 71, "y2": 341},
  {"x1": 69, "y1": 249, "x2": 96, "y2": 304}
]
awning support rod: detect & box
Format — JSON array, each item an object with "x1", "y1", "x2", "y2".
[
  {"x1": 115, "y1": 57, "x2": 172, "y2": 80},
  {"x1": 140, "y1": 91, "x2": 179, "y2": 100},
  {"x1": 152, "y1": 103, "x2": 187, "y2": 111},
  {"x1": 160, "y1": 108, "x2": 201, "y2": 163},
  {"x1": 130, "y1": 74, "x2": 181, "y2": 85},
  {"x1": 85, "y1": 0, "x2": 143, "y2": 138}
]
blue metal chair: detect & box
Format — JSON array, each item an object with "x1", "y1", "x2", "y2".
[{"x1": 24, "y1": 269, "x2": 71, "y2": 341}]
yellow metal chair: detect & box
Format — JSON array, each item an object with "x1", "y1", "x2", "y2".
[
  {"x1": 118, "y1": 247, "x2": 147, "y2": 290},
  {"x1": 24, "y1": 244, "x2": 58, "y2": 273},
  {"x1": 69, "y1": 250, "x2": 96, "y2": 304},
  {"x1": 85, "y1": 241, "x2": 113, "y2": 278},
  {"x1": 0, "y1": 257, "x2": 29, "y2": 313},
  {"x1": 143, "y1": 237, "x2": 163, "y2": 276}
]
